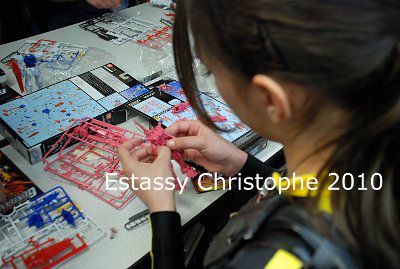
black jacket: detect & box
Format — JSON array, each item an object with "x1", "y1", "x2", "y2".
[{"x1": 149, "y1": 154, "x2": 359, "y2": 269}]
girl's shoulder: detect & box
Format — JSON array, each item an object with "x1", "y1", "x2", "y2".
[{"x1": 204, "y1": 194, "x2": 361, "y2": 269}]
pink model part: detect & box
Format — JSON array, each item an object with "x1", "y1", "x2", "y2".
[
  {"x1": 43, "y1": 118, "x2": 143, "y2": 209},
  {"x1": 210, "y1": 115, "x2": 227, "y2": 123},
  {"x1": 135, "y1": 121, "x2": 198, "y2": 184},
  {"x1": 136, "y1": 25, "x2": 172, "y2": 49},
  {"x1": 172, "y1": 102, "x2": 190, "y2": 114}
]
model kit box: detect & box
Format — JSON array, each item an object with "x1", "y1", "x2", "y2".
[
  {"x1": 0, "y1": 63, "x2": 151, "y2": 164},
  {"x1": 0, "y1": 150, "x2": 42, "y2": 214}
]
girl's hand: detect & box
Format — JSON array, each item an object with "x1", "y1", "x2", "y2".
[
  {"x1": 118, "y1": 139, "x2": 176, "y2": 213},
  {"x1": 165, "y1": 120, "x2": 248, "y2": 177}
]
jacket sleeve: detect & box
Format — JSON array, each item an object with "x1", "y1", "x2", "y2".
[
  {"x1": 148, "y1": 154, "x2": 274, "y2": 269},
  {"x1": 238, "y1": 153, "x2": 275, "y2": 179},
  {"x1": 231, "y1": 153, "x2": 275, "y2": 197},
  {"x1": 150, "y1": 211, "x2": 185, "y2": 269}
]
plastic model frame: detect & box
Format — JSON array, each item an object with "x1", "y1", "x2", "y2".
[
  {"x1": 0, "y1": 186, "x2": 105, "y2": 269},
  {"x1": 79, "y1": 14, "x2": 156, "y2": 45},
  {"x1": 135, "y1": 25, "x2": 173, "y2": 49},
  {"x1": 124, "y1": 209, "x2": 150, "y2": 231},
  {"x1": 1, "y1": 39, "x2": 88, "y2": 72},
  {"x1": 28, "y1": 40, "x2": 56, "y2": 54},
  {"x1": 43, "y1": 118, "x2": 140, "y2": 209},
  {"x1": 1, "y1": 39, "x2": 89, "y2": 94},
  {"x1": 41, "y1": 43, "x2": 88, "y2": 71},
  {"x1": 79, "y1": 13, "x2": 172, "y2": 48},
  {"x1": 43, "y1": 117, "x2": 198, "y2": 207}
]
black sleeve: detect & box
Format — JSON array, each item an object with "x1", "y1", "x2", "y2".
[
  {"x1": 238, "y1": 153, "x2": 274, "y2": 179},
  {"x1": 234, "y1": 153, "x2": 275, "y2": 195},
  {"x1": 148, "y1": 154, "x2": 274, "y2": 269},
  {"x1": 150, "y1": 212, "x2": 185, "y2": 269}
]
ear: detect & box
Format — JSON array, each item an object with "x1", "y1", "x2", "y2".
[{"x1": 251, "y1": 74, "x2": 292, "y2": 123}]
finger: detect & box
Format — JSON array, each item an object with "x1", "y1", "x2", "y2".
[
  {"x1": 166, "y1": 136, "x2": 207, "y2": 151},
  {"x1": 119, "y1": 139, "x2": 142, "y2": 158},
  {"x1": 155, "y1": 146, "x2": 171, "y2": 164},
  {"x1": 132, "y1": 146, "x2": 154, "y2": 161},
  {"x1": 120, "y1": 138, "x2": 143, "y2": 151},
  {"x1": 165, "y1": 120, "x2": 201, "y2": 136},
  {"x1": 118, "y1": 141, "x2": 139, "y2": 167},
  {"x1": 141, "y1": 156, "x2": 154, "y2": 163}
]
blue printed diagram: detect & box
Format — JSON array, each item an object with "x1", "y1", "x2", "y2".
[
  {"x1": 157, "y1": 81, "x2": 188, "y2": 101},
  {"x1": 157, "y1": 107, "x2": 197, "y2": 127},
  {"x1": 158, "y1": 81, "x2": 251, "y2": 143},
  {"x1": 120, "y1": 84, "x2": 149, "y2": 100},
  {"x1": 0, "y1": 80, "x2": 107, "y2": 146},
  {"x1": 199, "y1": 93, "x2": 250, "y2": 142},
  {"x1": 133, "y1": 96, "x2": 172, "y2": 117},
  {"x1": 97, "y1": 93, "x2": 127, "y2": 110}
]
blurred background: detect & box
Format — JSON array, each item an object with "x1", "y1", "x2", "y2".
[{"x1": 0, "y1": 0, "x2": 148, "y2": 44}]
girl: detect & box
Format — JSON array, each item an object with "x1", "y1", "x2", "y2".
[{"x1": 118, "y1": 0, "x2": 400, "y2": 268}]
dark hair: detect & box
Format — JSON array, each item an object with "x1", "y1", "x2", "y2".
[{"x1": 173, "y1": 0, "x2": 400, "y2": 268}]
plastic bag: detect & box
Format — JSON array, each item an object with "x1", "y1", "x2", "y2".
[
  {"x1": 40, "y1": 47, "x2": 115, "y2": 88},
  {"x1": 139, "y1": 42, "x2": 176, "y2": 83}
]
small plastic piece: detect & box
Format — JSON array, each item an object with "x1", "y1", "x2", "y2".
[
  {"x1": 61, "y1": 209, "x2": 76, "y2": 227},
  {"x1": 27, "y1": 213, "x2": 45, "y2": 229},
  {"x1": 6, "y1": 59, "x2": 25, "y2": 93},
  {"x1": 110, "y1": 227, "x2": 117, "y2": 239},
  {"x1": 210, "y1": 115, "x2": 227, "y2": 123},
  {"x1": 172, "y1": 102, "x2": 190, "y2": 114},
  {"x1": 136, "y1": 121, "x2": 198, "y2": 182},
  {"x1": 22, "y1": 54, "x2": 43, "y2": 93},
  {"x1": 125, "y1": 209, "x2": 150, "y2": 231}
]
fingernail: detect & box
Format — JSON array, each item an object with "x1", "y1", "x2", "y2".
[{"x1": 166, "y1": 140, "x2": 175, "y2": 147}]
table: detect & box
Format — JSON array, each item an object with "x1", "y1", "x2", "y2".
[{"x1": 0, "y1": 3, "x2": 283, "y2": 269}]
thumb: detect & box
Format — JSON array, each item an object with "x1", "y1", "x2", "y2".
[
  {"x1": 166, "y1": 136, "x2": 206, "y2": 151},
  {"x1": 155, "y1": 146, "x2": 171, "y2": 164}
]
